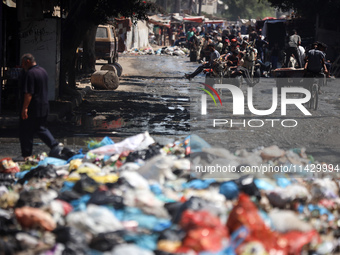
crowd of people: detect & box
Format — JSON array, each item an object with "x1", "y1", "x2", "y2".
[{"x1": 173, "y1": 24, "x2": 333, "y2": 81}]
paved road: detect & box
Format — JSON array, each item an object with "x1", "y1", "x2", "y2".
[{"x1": 1, "y1": 54, "x2": 339, "y2": 164}]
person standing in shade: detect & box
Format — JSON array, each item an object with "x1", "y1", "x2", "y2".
[
  {"x1": 285, "y1": 29, "x2": 302, "y2": 68},
  {"x1": 18, "y1": 53, "x2": 62, "y2": 160}
]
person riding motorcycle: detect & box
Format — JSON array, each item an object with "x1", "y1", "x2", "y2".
[
  {"x1": 304, "y1": 42, "x2": 329, "y2": 93},
  {"x1": 185, "y1": 43, "x2": 220, "y2": 80}
]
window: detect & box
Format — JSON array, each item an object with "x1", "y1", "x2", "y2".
[{"x1": 96, "y1": 27, "x2": 108, "y2": 38}]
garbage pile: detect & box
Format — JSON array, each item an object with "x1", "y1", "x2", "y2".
[
  {"x1": 126, "y1": 47, "x2": 155, "y2": 55},
  {"x1": 0, "y1": 132, "x2": 339, "y2": 254},
  {"x1": 155, "y1": 47, "x2": 189, "y2": 57},
  {"x1": 124, "y1": 46, "x2": 189, "y2": 57}
]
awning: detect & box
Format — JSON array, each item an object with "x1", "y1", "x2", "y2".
[
  {"x1": 205, "y1": 20, "x2": 225, "y2": 24},
  {"x1": 183, "y1": 17, "x2": 204, "y2": 23},
  {"x1": 148, "y1": 15, "x2": 171, "y2": 28},
  {"x1": 262, "y1": 17, "x2": 276, "y2": 21}
]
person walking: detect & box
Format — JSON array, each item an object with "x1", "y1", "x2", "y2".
[{"x1": 18, "y1": 53, "x2": 63, "y2": 161}]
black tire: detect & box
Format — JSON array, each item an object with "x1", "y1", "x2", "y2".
[{"x1": 113, "y1": 62, "x2": 123, "y2": 77}]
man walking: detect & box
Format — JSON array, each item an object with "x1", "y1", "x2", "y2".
[{"x1": 18, "y1": 53, "x2": 62, "y2": 160}]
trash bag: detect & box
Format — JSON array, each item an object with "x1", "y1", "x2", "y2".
[
  {"x1": 125, "y1": 143, "x2": 162, "y2": 162},
  {"x1": 172, "y1": 197, "x2": 216, "y2": 224},
  {"x1": 226, "y1": 193, "x2": 284, "y2": 253},
  {"x1": 89, "y1": 230, "x2": 126, "y2": 251},
  {"x1": 282, "y1": 230, "x2": 320, "y2": 254},
  {"x1": 17, "y1": 164, "x2": 58, "y2": 185},
  {"x1": 87, "y1": 190, "x2": 124, "y2": 209},
  {"x1": 57, "y1": 190, "x2": 82, "y2": 203},
  {"x1": 0, "y1": 239, "x2": 15, "y2": 255},
  {"x1": 0, "y1": 173, "x2": 16, "y2": 187},
  {"x1": 110, "y1": 243, "x2": 155, "y2": 255},
  {"x1": 219, "y1": 181, "x2": 239, "y2": 200},
  {"x1": 179, "y1": 210, "x2": 228, "y2": 252},
  {"x1": 72, "y1": 174, "x2": 99, "y2": 195},
  {"x1": 158, "y1": 227, "x2": 186, "y2": 242},
  {"x1": 235, "y1": 175, "x2": 261, "y2": 200},
  {"x1": 87, "y1": 136, "x2": 115, "y2": 150},
  {"x1": 15, "y1": 206, "x2": 56, "y2": 231},
  {"x1": 53, "y1": 226, "x2": 89, "y2": 255},
  {"x1": 187, "y1": 134, "x2": 212, "y2": 153}
]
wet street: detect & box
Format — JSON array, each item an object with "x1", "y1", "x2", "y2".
[{"x1": 1, "y1": 53, "x2": 340, "y2": 164}]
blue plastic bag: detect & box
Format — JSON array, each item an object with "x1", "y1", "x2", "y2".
[{"x1": 219, "y1": 181, "x2": 239, "y2": 200}]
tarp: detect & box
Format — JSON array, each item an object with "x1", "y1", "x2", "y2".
[
  {"x1": 148, "y1": 15, "x2": 170, "y2": 28},
  {"x1": 183, "y1": 17, "x2": 204, "y2": 23},
  {"x1": 205, "y1": 19, "x2": 225, "y2": 24}
]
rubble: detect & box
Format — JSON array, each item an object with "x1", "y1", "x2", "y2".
[{"x1": 0, "y1": 132, "x2": 339, "y2": 254}]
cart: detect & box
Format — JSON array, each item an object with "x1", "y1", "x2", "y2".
[{"x1": 272, "y1": 67, "x2": 319, "y2": 110}]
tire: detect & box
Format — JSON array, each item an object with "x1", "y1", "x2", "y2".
[{"x1": 113, "y1": 62, "x2": 123, "y2": 77}]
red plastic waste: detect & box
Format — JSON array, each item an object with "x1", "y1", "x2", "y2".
[
  {"x1": 282, "y1": 230, "x2": 320, "y2": 254},
  {"x1": 227, "y1": 193, "x2": 321, "y2": 254},
  {"x1": 0, "y1": 158, "x2": 20, "y2": 173},
  {"x1": 15, "y1": 206, "x2": 56, "y2": 231},
  {"x1": 179, "y1": 210, "x2": 228, "y2": 252}
]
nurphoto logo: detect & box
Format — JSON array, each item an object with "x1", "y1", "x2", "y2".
[{"x1": 199, "y1": 83, "x2": 312, "y2": 128}]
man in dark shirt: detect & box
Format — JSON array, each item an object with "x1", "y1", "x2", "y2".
[
  {"x1": 185, "y1": 44, "x2": 220, "y2": 80},
  {"x1": 305, "y1": 42, "x2": 328, "y2": 74},
  {"x1": 19, "y1": 53, "x2": 60, "y2": 160}
]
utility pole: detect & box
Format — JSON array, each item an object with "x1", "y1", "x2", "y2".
[
  {"x1": 163, "y1": 0, "x2": 167, "y2": 12},
  {"x1": 198, "y1": 0, "x2": 202, "y2": 15},
  {"x1": 175, "y1": 0, "x2": 181, "y2": 13},
  {"x1": 188, "y1": 0, "x2": 192, "y2": 14}
]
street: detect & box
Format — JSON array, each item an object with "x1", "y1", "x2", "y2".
[{"x1": 0, "y1": 53, "x2": 339, "y2": 164}]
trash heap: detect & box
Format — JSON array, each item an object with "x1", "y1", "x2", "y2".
[
  {"x1": 155, "y1": 47, "x2": 189, "y2": 57},
  {"x1": 0, "y1": 132, "x2": 339, "y2": 255},
  {"x1": 124, "y1": 46, "x2": 189, "y2": 57},
  {"x1": 126, "y1": 47, "x2": 155, "y2": 55}
]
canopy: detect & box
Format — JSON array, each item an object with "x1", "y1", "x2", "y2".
[
  {"x1": 148, "y1": 15, "x2": 171, "y2": 28},
  {"x1": 262, "y1": 17, "x2": 276, "y2": 21},
  {"x1": 205, "y1": 19, "x2": 225, "y2": 24},
  {"x1": 183, "y1": 17, "x2": 204, "y2": 23}
]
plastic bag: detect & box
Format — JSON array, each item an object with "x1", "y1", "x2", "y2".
[
  {"x1": 87, "y1": 190, "x2": 124, "y2": 209},
  {"x1": 17, "y1": 164, "x2": 58, "y2": 184},
  {"x1": 72, "y1": 174, "x2": 99, "y2": 194},
  {"x1": 88, "y1": 131, "x2": 155, "y2": 156},
  {"x1": 226, "y1": 193, "x2": 284, "y2": 253},
  {"x1": 186, "y1": 134, "x2": 211, "y2": 153},
  {"x1": 219, "y1": 181, "x2": 239, "y2": 200},
  {"x1": 89, "y1": 230, "x2": 125, "y2": 251},
  {"x1": 87, "y1": 136, "x2": 114, "y2": 150},
  {"x1": 53, "y1": 226, "x2": 89, "y2": 254},
  {"x1": 15, "y1": 206, "x2": 56, "y2": 231},
  {"x1": 179, "y1": 210, "x2": 228, "y2": 252}
]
